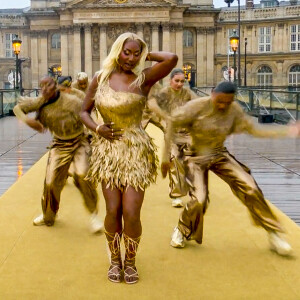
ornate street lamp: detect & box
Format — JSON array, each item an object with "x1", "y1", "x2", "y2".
[
  {"x1": 12, "y1": 35, "x2": 22, "y2": 90},
  {"x1": 224, "y1": 0, "x2": 241, "y2": 86},
  {"x1": 230, "y1": 30, "x2": 239, "y2": 84}
]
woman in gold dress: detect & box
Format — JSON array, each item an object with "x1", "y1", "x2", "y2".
[{"x1": 81, "y1": 32, "x2": 177, "y2": 284}]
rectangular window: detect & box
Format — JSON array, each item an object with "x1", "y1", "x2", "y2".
[
  {"x1": 5, "y1": 33, "x2": 16, "y2": 58},
  {"x1": 258, "y1": 27, "x2": 272, "y2": 53},
  {"x1": 290, "y1": 25, "x2": 300, "y2": 52}
]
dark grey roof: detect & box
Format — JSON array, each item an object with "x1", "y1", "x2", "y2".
[{"x1": 0, "y1": 8, "x2": 24, "y2": 14}]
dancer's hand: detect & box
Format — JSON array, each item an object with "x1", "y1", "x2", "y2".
[
  {"x1": 26, "y1": 118, "x2": 45, "y2": 133},
  {"x1": 96, "y1": 122, "x2": 123, "y2": 141},
  {"x1": 161, "y1": 161, "x2": 171, "y2": 178}
]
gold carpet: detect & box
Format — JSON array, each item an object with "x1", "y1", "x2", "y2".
[{"x1": 0, "y1": 125, "x2": 300, "y2": 300}]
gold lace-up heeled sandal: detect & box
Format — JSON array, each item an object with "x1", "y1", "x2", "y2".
[
  {"x1": 105, "y1": 231, "x2": 123, "y2": 283},
  {"x1": 123, "y1": 234, "x2": 141, "y2": 284}
]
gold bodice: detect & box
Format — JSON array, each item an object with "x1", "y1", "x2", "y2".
[
  {"x1": 90, "y1": 82, "x2": 158, "y2": 191},
  {"x1": 95, "y1": 83, "x2": 146, "y2": 129}
]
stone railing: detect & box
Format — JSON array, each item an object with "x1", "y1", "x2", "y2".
[{"x1": 219, "y1": 4, "x2": 300, "y2": 21}]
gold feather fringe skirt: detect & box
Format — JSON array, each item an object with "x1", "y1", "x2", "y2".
[{"x1": 87, "y1": 127, "x2": 158, "y2": 191}]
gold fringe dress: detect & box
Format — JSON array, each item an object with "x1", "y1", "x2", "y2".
[{"x1": 87, "y1": 83, "x2": 158, "y2": 191}]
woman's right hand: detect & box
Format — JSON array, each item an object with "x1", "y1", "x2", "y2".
[
  {"x1": 96, "y1": 122, "x2": 123, "y2": 141},
  {"x1": 26, "y1": 118, "x2": 45, "y2": 133}
]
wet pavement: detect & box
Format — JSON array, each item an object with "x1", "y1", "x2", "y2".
[
  {"x1": 0, "y1": 116, "x2": 51, "y2": 196},
  {"x1": 0, "y1": 115, "x2": 299, "y2": 225}
]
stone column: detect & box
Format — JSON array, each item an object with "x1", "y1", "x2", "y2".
[
  {"x1": 277, "y1": 23, "x2": 284, "y2": 53},
  {"x1": 247, "y1": 61, "x2": 253, "y2": 86},
  {"x1": 215, "y1": 26, "x2": 222, "y2": 55},
  {"x1": 136, "y1": 23, "x2": 144, "y2": 39},
  {"x1": 175, "y1": 23, "x2": 183, "y2": 68},
  {"x1": 196, "y1": 27, "x2": 206, "y2": 87},
  {"x1": 84, "y1": 24, "x2": 93, "y2": 79},
  {"x1": 39, "y1": 30, "x2": 48, "y2": 79},
  {"x1": 206, "y1": 27, "x2": 215, "y2": 87},
  {"x1": 99, "y1": 24, "x2": 107, "y2": 69},
  {"x1": 162, "y1": 23, "x2": 170, "y2": 84},
  {"x1": 216, "y1": 63, "x2": 222, "y2": 82},
  {"x1": 252, "y1": 25, "x2": 257, "y2": 54},
  {"x1": 283, "y1": 24, "x2": 288, "y2": 53},
  {"x1": 0, "y1": 29, "x2": 3, "y2": 58},
  {"x1": 73, "y1": 25, "x2": 82, "y2": 78},
  {"x1": 150, "y1": 23, "x2": 159, "y2": 67},
  {"x1": 275, "y1": 60, "x2": 284, "y2": 86},
  {"x1": 21, "y1": 30, "x2": 29, "y2": 58},
  {"x1": 162, "y1": 23, "x2": 170, "y2": 52},
  {"x1": 60, "y1": 26, "x2": 69, "y2": 76},
  {"x1": 30, "y1": 31, "x2": 39, "y2": 88},
  {"x1": 151, "y1": 23, "x2": 159, "y2": 52}
]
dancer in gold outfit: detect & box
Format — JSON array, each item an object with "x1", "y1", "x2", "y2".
[
  {"x1": 162, "y1": 81, "x2": 300, "y2": 256},
  {"x1": 13, "y1": 76, "x2": 103, "y2": 234},
  {"x1": 57, "y1": 75, "x2": 85, "y2": 99},
  {"x1": 152, "y1": 68, "x2": 198, "y2": 208},
  {"x1": 81, "y1": 32, "x2": 177, "y2": 284},
  {"x1": 72, "y1": 72, "x2": 89, "y2": 93}
]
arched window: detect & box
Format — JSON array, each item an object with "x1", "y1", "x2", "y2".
[
  {"x1": 288, "y1": 65, "x2": 300, "y2": 86},
  {"x1": 257, "y1": 65, "x2": 272, "y2": 86},
  {"x1": 183, "y1": 30, "x2": 193, "y2": 47},
  {"x1": 51, "y1": 33, "x2": 61, "y2": 49}
]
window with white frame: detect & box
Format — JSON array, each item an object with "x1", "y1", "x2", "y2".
[
  {"x1": 290, "y1": 25, "x2": 300, "y2": 51},
  {"x1": 257, "y1": 65, "x2": 273, "y2": 86},
  {"x1": 5, "y1": 33, "x2": 17, "y2": 58},
  {"x1": 51, "y1": 33, "x2": 61, "y2": 49},
  {"x1": 289, "y1": 65, "x2": 300, "y2": 86},
  {"x1": 258, "y1": 27, "x2": 272, "y2": 52},
  {"x1": 183, "y1": 30, "x2": 193, "y2": 47}
]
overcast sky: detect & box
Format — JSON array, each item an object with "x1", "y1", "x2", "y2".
[{"x1": 0, "y1": 0, "x2": 260, "y2": 9}]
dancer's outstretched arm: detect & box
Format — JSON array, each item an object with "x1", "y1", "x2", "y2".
[
  {"x1": 232, "y1": 102, "x2": 300, "y2": 138},
  {"x1": 13, "y1": 96, "x2": 45, "y2": 133}
]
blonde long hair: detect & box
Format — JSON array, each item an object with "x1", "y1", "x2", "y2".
[{"x1": 97, "y1": 32, "x2": 148, "y2": 89}]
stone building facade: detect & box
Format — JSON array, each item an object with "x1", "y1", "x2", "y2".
[{"x1": 0, "y1": 0, "x2": 300, "y2": 89}]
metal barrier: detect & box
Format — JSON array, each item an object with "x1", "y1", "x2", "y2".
[
  {"x1": 0, "y1": 90, "x2": 20, "y2": 118},
  {"x1": 192, "y1": 87, "x2": 209, "y2": 97},
  {"x1": 0, "y1": 89, "x2": 39, "y2": 118},
  {"x1": 236, "y1": 88, "x2": 300, "y2": 124},
  {"x1": 192, "y1": 86, "x2": 299, "y2": 124}
]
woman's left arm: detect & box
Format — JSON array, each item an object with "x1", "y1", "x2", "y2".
[{"x1": 142, "y1": 52, "x2": 178, "y2": 94}]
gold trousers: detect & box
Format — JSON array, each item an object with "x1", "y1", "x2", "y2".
[
  {"x1": 42, "y1": 134, "x2": 98, "y2": 225},
  {"x1": 178, "y1": 149, "x2": 283, "y2": 244},
  {"x1": 169, "y1": 142, "x2": 190, "y2": 198}
]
